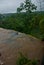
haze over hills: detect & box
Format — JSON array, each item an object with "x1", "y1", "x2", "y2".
[{"x1": 0, "y1": 0, "x2": 44, "y2": 14}]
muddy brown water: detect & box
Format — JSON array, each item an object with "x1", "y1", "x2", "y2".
[{"x1": 0, "y1": 28, "x2": 44, "y2": 65}]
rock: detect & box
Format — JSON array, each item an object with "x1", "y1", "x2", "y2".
[{"x1": 0, "y1": 60, "x2": 4, "y2": 65}]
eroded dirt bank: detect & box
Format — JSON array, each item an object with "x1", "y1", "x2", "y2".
[{"x1": 0, "y1": 28, "x2": 44, "y2": 65}]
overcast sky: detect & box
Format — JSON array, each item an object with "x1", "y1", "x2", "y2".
[{"x1": 0, "y1": 0, "x2": 44, "y2": 14}]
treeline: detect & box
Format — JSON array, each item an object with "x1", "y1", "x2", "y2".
[{"x1": 0, "y1": 12, "x2": 44, "y2": 39}]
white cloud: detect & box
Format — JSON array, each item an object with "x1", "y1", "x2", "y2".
[
  {"x1": 0, "y1": 0, "x2": 44, "y2": 13},
  {"x1": 0, "y1": 0, "x2": 24, "y2": 13}
]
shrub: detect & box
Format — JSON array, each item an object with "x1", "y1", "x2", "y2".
[
  {"x1": 16, "y1": 52, "x2": 39, "y2": 65},
  {"x1": 39, "y1": 19, "x2": 44, "y2": 33},
  {"x1": 32, "y1": 59, "x2": 39, "y2": 65},
  {"x1": 39, "y1": 19, "x2": 44, "y2": 41},
  {"x1": 16, "y1": 52, "x2": 31, "y2": 65}
]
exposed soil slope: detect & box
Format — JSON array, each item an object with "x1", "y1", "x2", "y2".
[{"x1": 0, "y1": 28, "x2": 44, "y2": 65}]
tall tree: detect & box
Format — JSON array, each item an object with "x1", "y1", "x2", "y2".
[
  {"x1": 17, "y1": 0, "x2": 37, "y2": 33},
  {"x1": 17, "y1": 0, "x2": 37, "y2": 13}
]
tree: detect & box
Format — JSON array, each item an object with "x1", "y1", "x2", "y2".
[
  {"x1": 39, "y1": 19, "x2": 44, "y2": 34},
  {"x1": 17, "y1": 0, "x2": 37, "y2": 33},
  {"x1": 39, "y1": 19, "x2": 44, "y2": 40},
  {"x1": 0, "y1": 14, "x2": 3, "y2": 26},
  {"x1": 17, "y1": 0, "x2": 37, "y2": 13}
]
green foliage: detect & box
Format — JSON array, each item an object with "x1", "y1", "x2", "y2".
[
  {"x1": 41, "y1": 56, "x2": 44, "y2": 65},
  {"x1": 16, "y1": 52, "x2": 39, "y2": 65},
  {"x1": 39, "y1": 19, "x2": 44, "y2": 34},
  {"x1": 32, "y1": 59, "x2": 39, "y2": 65},
  {"x1": 0, "y1": 12, "x2": 44, "y2": 39},
  {"x1": 39, "y1": 19, "x2": 44, "y2": 40},
  {"x1": 17, "y1": 0, "x2": 37, "y2": 13},
  {"x1": 16, "y1": 52, "x2": 31, "y2": 65}
]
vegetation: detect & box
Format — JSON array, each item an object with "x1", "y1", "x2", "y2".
[
  {"x1": 0, "y1": 12, "x2": 44, "y2": 40},
  {"x1": 0, "y1": 0, "x2": 44, "y2": 40},
  {"x1": 16, "y1": 52, "x2": 39, "y2": 65},
  {"x1": 17, "y1": 0, "x2": 37, "y2": 13},
  {"x1": 39, "y1": 19, "x2": 44, "y2": 40}
]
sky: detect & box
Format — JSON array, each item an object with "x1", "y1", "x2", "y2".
[{"x1": 0, "y1": 0, "x2": 44, "y2": 14}]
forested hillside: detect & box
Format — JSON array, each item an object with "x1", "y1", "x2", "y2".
[
  {"x1": 0, "y1": 0, "x2": 44, "y2": 40},
  {"x1": 0, "y1": 12, "x2": 44, "y2": 40}
]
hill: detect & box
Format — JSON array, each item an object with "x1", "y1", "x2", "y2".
[{"x1": 0, "y1": 12, "x2": 44, "y2": 39}]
